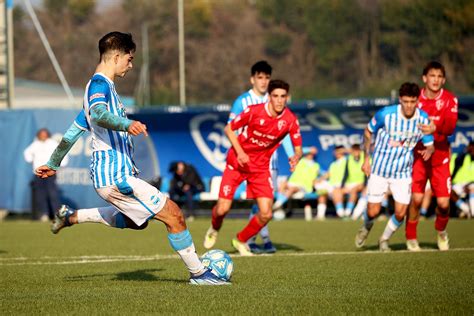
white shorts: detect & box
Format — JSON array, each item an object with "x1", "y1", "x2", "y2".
[
  {"x1": 96, "y1": 176, "x2": 167, "y2": 226},
  {"x1": 314, "y1": 180, "x2": 334, "y2": 195},
  {"x1": 452, "y1": 183, "x2": 474, "y2": 197},
  {"x1": 367, "y1": 174, "x2": 411, "y2": 205},
  {"x1": 286, "y1": 182, "x2": 308, "y2": 193},
  {"x1": 344, "y1": 183, "x2": 363, "y2": 191}
]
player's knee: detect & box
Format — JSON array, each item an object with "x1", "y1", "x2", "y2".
[{"x1": 260, "y1": 211, "x2": 273, "y2": 223}]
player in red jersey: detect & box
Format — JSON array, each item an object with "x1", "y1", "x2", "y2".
[
  {"x1": 203, "y1": 79, "x2": 303, "y2": 255},
  {"x1": 406, "y1": 61, "x2": 458, "y2": 251}
]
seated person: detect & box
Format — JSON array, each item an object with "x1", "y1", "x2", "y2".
[
  {"x1": 450, "y1": 141, "x2": 474, "y2": 218},
  {"x1": 168, "y1": 161, "x2": 205, "y2": 220}
]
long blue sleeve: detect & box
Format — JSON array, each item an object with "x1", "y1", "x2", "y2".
[
  {"x1": 46, "y1": 123, "x2": 85, "y2": 170},
  {"x1": 91, "y1": 103, "x2": 132, "y2": 131},
  {"x1": 281, "y1": 134, "x2": 295, "y2": 157}
]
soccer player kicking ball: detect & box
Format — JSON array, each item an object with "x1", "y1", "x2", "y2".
[
  {"x1": 355, "y1": 83, "x2": 435, "y2": 252},
  {"x1": 35, "y1": 32, "x2": 228, "y2": 285},
  {"x1": 406, "y1": 61, "x2": 458, "y2": 252},
  {"x1": 203, "y1": 80, "x2": 303, "y2": 256}
]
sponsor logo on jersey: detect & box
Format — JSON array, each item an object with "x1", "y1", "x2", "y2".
[
  {"x1": 436, "y1": 99, "x2": 444, "y2": 111},
  {"x1": 250, "y1": 137, "x2": 271, "y2": 147},
  {"x1": 89, "y1": 93, "x2": 105, "y2": 102},
  {"x1": 278, "y1": 120, "x2": 287, "y2": 131},
  {"x1": 223, "y1": 185, "x2": 232, "y2": 197},
  {"x1": 260, "y1": 119, "x2": 265, "y2": 125}
]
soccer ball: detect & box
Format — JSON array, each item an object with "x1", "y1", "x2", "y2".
[{"x1": 200, "y1": 249, "x2": 233, "y2": 281}]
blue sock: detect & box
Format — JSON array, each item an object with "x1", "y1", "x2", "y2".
[
  {"x1": 346, "y1": 201, "x2": 355, "y2": 211},
  {"x1": 455, "y1": 200, "x2": 464, "y2": 208},
  {"x1": 363, "y1": 210, "x2": 375, "y2": 229},
  {"x1": 381, "y1": 198, "x2": 388, "y2": 209},
  {"x1": 420, "y1": 207, "x2": 428, "y2": 216},
  {"x1": 168, "y1": 229, "x2": 193, "y2": 251},
  {"x1": 274, "y1": 193, "x2": 288, "y2": 209}
]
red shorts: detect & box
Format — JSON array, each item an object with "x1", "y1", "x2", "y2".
[
  {"x1": 412, "y1": 157, "x2": 451, "y2": 197},
  {"x1": 219, "y1": 165, "x2": 274, "y2": 200}
]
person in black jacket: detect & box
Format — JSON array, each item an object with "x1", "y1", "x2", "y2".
[{"x1": 168, "y1": 161, "x2": 205, "y2": 220}]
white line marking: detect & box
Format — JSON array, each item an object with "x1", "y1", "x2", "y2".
[{"x1": 1, "y1": 247, "x2": 473, "y2": 266}]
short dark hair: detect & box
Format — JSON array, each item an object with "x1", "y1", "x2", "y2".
[
  {"x1": 268, "y1": 79, "x2": 290, "y2": 94},
  {"x1": 422, "y1": 61, "x2": 446, "y2": 77},
  {"x1": 251, "y1": 60, "x2": 272, "y2": 76},
  {"x1": 399, "y1": 82, "x2": 420, "y2": 98},
  {"x1": 99, "y1": 32, "x2": 136, "y2": 60},
  {"x1": 351, "y1": 143, "x2": 361, "y2": 150}
]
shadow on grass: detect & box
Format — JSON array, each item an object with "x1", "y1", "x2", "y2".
[
  {"x1": 362, "y1": 242, "x2": 438, "y2": 251},
  {"x1": 65, "y1": 268, "x2": 187, "y2": 283},
  {"x1": 0, "y1": 250, "x2": 7, "y2": 254},
  {"x1": 228, "y1": 242, "x2": 304, "y2": 255}
]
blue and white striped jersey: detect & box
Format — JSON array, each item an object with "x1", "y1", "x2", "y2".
[
  {"x1": 228, "y1": 89, "x2": 268, "y2": 123},
  {"x1": 368, "y1": 104, "x2": 433, "y2": 179},
  {"x1": 83, "y1": 73, "x2": 136, "y2": 188},
  {"x1": 73, "y1": 110, "x2": 90, "y2": 131}
]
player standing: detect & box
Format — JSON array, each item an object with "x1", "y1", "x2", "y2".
[
  {"x1": 203, "y1": 80, "x2": 302, "y2": 256},
  {"x1": 405, "y1": 61, "x2": 458, "y2": 251},
  {"x1": 35, "y1": 32, "x2": 228, "y2": 285},
  {"x1": 227, "y1": 60, "x2": 294, "y2": 254},
  {"x1": 355, "y1": 83, "x2": 434, "y2": 251}
]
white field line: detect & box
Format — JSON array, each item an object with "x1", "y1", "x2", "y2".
[{"x1": 1, "y1": 247, "x2": 474, "y2": 266}]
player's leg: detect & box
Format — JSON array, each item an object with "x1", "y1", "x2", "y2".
[
  {"x1": 232, "y1": 171, "x2": 274, "y2": 256},
  {"x1": 420, "y1": 186, "x2": 432, "y2": 218},
  {"x1": 451, "y1": 184, "x2": 470, "y2": 218},
  {"x1": 379, "y1": 177, "x2": 411, "y2": 252},
  {"x1": 204, "y1": 198, "x2": 233, "y2": 249},
  {"x1": 233, "y1": 197, "x2": 273, "y2": 256},
  {"x1": 332, "y1": 187, "x2": 345, "y2": 218},
  {"x1": 406, "y1": 157, "x2": 427, "y2": 248},
  {"x1": 431, "y1": 164, "x2": 452, "y2": 251},
  {"x1": 352, "y1": 187, "x2": 368, "y2": 220},
  {"x1": 204, "y1": 167, "x2": 243, "y2": 249},
  {"x1": 51, "y1": 204, "x2": 150, "y2": 234},
  {"x1": 469, "y1": 184, "x2": 474, "y2": 217},
  {"x1": 345, "y1": 184, "x2": 362, "y2": 217},
  {"x1": 316, "y1": 194, "x2": 328, "y2": 220},
  {"x1": 257, "y1": 169, "x2": 281, "y2": 254},
  {"x1": 355, "y1": 174, "x2": 387, "y2": 248}
]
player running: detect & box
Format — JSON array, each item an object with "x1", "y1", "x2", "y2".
[
  {"x1": 35, "y1": 32, "x2": 228, "y2": 285},
  {"x1": 203, "y1": 79, "x2": 303, "y2": 256},
  {"x1": 227, "y1": 60, "x2": 294, "y2": 254},
  {"x1": 355, "y1": 82, "x2": 434, "y2": 252},
  {"x1": 405, "y1": 61, "x2": 458, "y2": 251}
]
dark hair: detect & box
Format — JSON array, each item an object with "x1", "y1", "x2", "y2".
[
  {"x1": 422, "y1": 61, "x2": 446, "y2": 77},
  {"x1": 334, "y1": 145, "x2": 345, "y2": 150},
  {"x1": 399, "y1": 82, "x2": 420, "y2": 98},
  {"x1": 251, "y1": 60, "x2": 272, "y2": 76},
  {"x1": 99, "y1": 32, "x2": 136, "y2": 60},
  {"x1": 351, "y1": 143, "x2": 361, "y2": 150},
  {"x1": 268, "y1": 79, "x2": 290, "y2": 94}
]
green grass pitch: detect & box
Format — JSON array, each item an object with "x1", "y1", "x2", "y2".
[{"x1": 1, "y1": 218, "x2": 473, "y2": 314}]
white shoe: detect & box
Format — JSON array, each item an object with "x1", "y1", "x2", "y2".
[
  {"x1": 437, "y1": 231, "x2": 450, "y2": 251},
  {"x1": 203, "y1": 226, "x2": 218, "y2": 249},
  {"x1": 355, "y1": 225, "x2": 372, "y2": 248},
  {"x1": 379, "y1": 239, "x2": 391, "y2": 252},
  {"x1": 232, "y1": 238, "x2": 253, "y2": 256},
  {"x1": 406, "y1": 239, "x2": 421, "y2": 252}
]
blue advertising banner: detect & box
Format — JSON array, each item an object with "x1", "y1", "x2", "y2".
[{"x1": 2, "y1": 97, "x2": 473, "y2": 212}]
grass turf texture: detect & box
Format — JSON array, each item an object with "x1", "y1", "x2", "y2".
[{"x1": 1, "y1": 218, "x2": 473, "y2": 314}]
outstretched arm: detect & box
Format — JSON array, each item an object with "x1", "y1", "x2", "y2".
[
  {"x1": 91, "y1": 104, "x2": 148, "y2": 136},
  {"x1": 35, "y1": 123, "x2": 85, "y2": 178}
]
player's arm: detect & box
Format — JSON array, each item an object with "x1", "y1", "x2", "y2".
[
  {"x1": 417, "y1": 112, "x2": 435, "y2": 161},
  {"x1": 362, "y1": 109, "x2": 384, "y2": 176},
  {"x1": 88, "y1": 79, "x2": 147, "y2": 136},
  {"x1": 225, "y1": 107, "x2": 252, "y2": 166},
  {"x1": 288, "y1": 119, "x2": 303, "y2": 171},
  {"x1": 281, "y1": 135, "x2": 295, "y2": 158},
  {"x1": 224, "y1": 124, "x2": 248, "y2": 166},
  {"x1": 436, "y1": 97, "x2": 458, "y2": 137},
  {"x1": 228, "y1": 97, "x2": 244, "y2": 123},
  {"x1": 35, "y1": 111, "x2": 88, "y2": 178}
]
